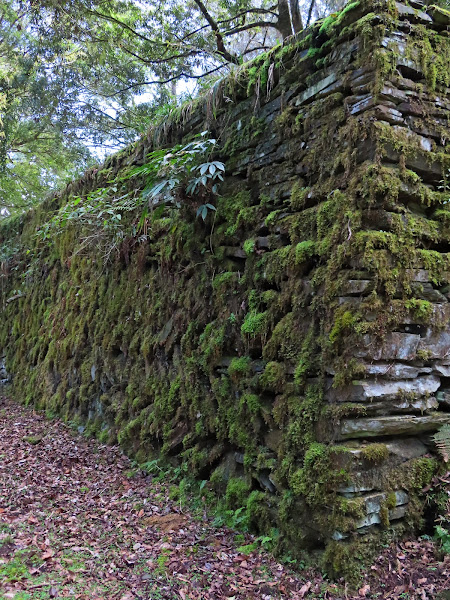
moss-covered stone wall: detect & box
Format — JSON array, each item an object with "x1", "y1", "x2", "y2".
[{"x1": 1, "y1": 0, "x2": 450, "y2": 577}]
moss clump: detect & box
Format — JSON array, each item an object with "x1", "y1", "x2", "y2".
[
  {"x1": 241, "y1": 311, "x2": 268, "y2": 336},
  {"x1": 322, "y1": 539, "x2": 363, "y2": 583},
  {"x1": 329, "y1": 310, "x2": 358, "y2": 345},
  {"x1": 290, "y1": 442, "x2": 349, "y2": 506},
  {"x1": 405, "y1": 298, "x2": 433, "y2": 321},
  {"x1": 240, "y1": 392, "x2": 261, "y2": 417},
  {"x1": 295, "y1": 240, "x2": 315, "y2": 264},
  {"x1": 243, "y1": 239, "x2": 256, "y2": 256},
  {"x1": 290, "y1": 183, "x2": 310, "y2": 211},
  {"x1": 245, "y1": 490, "x2": 271, "y2": 527},
  {"x1": 361, "y1": 443, "x2": 389, "y2": 464},
  {"x1": 318, "y1": 1, "x2": 361, "y2": 36},
  {"x1": 260, "y1": 361, "x2": 285, "y2": 392},
  {"x1": 391, "y1": 456, "x2": 437, "y2": 491},
  {"x1": 225, "y1": 477, "x2": 252, "y2": 510},
  {"x1": 199, "y1": 322, "x2": 227, "y2": 367},
  {"x1": 212, "y1": 271, "x2": 237, "y2": 290},
  {"x1": 228, "y1": 356, "x2": 252, "y2": 380}
]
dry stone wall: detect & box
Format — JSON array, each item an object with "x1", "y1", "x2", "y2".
[{"x1": 1, "y1": 0, "x2": 449, "y2": 576}]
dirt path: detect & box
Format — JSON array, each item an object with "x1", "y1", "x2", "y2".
[{"x1": 0, "y1": 396, "x2": 449, "y2": 600}]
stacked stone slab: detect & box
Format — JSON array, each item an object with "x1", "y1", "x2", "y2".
[{"x1": 0, "y1": 0, "x2": 449, "y2": 576}]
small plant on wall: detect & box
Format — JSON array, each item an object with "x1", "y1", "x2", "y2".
[
  {"x1": 128, "y1": 131, "x2": 225, "y2": 222},
  {"x1": 36, "y1": 131, "x2": 225, "y2": 259}
]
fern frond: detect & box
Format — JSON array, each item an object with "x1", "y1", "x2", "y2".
[{"x1": 433, "y1": 425, "x2": 450, "y2": 463}]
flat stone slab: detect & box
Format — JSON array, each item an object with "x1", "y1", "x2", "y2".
[
  {"x1": 427, "y1": 5, "x2": 450, "y2": 26},
  {"x1": 352, "y1": 374, "x2": 441, "y2": 401},
  {"x1": 327, "y1": 374, "x2": 440, "y2": 402},
  {"x1": 386, "y1": 438, "x2": 428, "y2": 460},
  {"x1": 339, "y1": 414, "x2": 450, "y2": 439},
  {"x1": 418, "y1": 330, "x2": 450, "y2": 360},
  {"x1": 362, "y1": 363, "x2": 432, "y2": 379},
  {"x1": 334, "y1": 490, "x2": 410, "y2": 538},
  {"x1": 434, "y1": 363, "x2": 450, "y2": 377},
  {"x1": 340, "y1": 279, "x2": 374, "y2": 295},
  {"x1": 395, "y1": 1, "x2": 433, "y2": 22},
  {"x1": 294, "y1": 72, "x2": 339, "y2": 106},
  {"x1": 360, "y1": 396, "x2": 438, "y2": 416},
  {"x1": 356, "y1": 333, "x2": 420, "y2": 361}
]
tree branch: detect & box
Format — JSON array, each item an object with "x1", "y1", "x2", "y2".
[
  {"x1": 224, "y1": 21, "x2": 278, "y2": 36},
  {"x1": 118, "y1": 43, "x2": 200, "y2": 66},
  {"x1": 218, "y1": 6, "x2": 279, "y2": 25},
  {"x1": 192, "y1": 0, "x2": 239, "y2": 64},
  {"x1": 77, "y1": 7, "x2": 163, "y2": 46},
  {"x1": 102, "y1": 65, "x2": 226, "y2": 97},
  {"x1": 306, "y1": 0, "x2": 316, "y2": 27}
]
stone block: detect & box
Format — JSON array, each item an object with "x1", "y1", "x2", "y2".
[
  {"x1": 410, "y1": 282, "x2": 448, "y2": 303},
  {"x1": 418, "y1": 330, "x2": 450, "y2": 360},
  {"x1": 363, "y1": 396, "x2": 438, "y2": 415},
  {"x1": 428, "y1": 5, "x2": 450, "y2": 26},
  {"x1": 374, "y1": 104, "x2": 405, "y2": 125},
  {"x1": 395, "y1": 2, "x2": 433, "y2": 23},
  {"x1": 339, "y1": 414, "x2": 450, "y2": 439},
  {"x1": 385, "y1": 438, "x2": 428, "y2": 460},
  {"x1": 362, "y1": 363, "x2": 431, "y2": 379},
  {"x1": 355, "y1": 332, "x2": 420, "y2": 361},
  {"x1": 433, "y1": 363, "x2": 450, "y2": 377},
  {"x1": 397, "y1": 100, "x2": 425, "y2": 117},
  {"x1": 294, "y1": 72, "x2": 340, "y2": 106},
  {"x1": 379, "y1": 84, "x2": 408, "y2": 104},
  {"x1": 340, "y1": 279, "x2": 373, "y2": 295},
  {"x1": 328, "y1": 374, "x2": 440, "y2": 403}
]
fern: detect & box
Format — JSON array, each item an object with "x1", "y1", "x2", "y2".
[{"x1": 433, "y1": 425, "x2": 450, "y2": 462}]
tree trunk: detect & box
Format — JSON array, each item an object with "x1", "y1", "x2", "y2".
[{"x1": 277, "y1": 0, "x2": 303, "y2": 39}]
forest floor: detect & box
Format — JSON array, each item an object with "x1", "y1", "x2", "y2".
[{"x1": 1, "y1": 396, "x2": 450, "y2": 600}]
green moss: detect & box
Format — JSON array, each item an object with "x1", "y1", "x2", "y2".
[
  {"x1": 260, "y1": 361, "x2": 285, "y2": 392},
  {"x1": 391, "y1": 456, "x2": 437, "y2": 491},
  {"x1": 240, "y1": 392, "x2": 261, "y2": 415},
  {"x1": 405, "y1": 25, "x2": 450, "y2": 91},
  {"x1": 241, "y1": 310, "x2": 268, "y2": 336},
  {"x1": 243, "y1": 238, "x2": 256, "y2": 255},
  {"x1": 199, "y1": 322, "x2": 227, "y2": 367},
  {"x1": 361, "y1": 443, "x2": 389, "y2": 464},
  {"x1": 22, "y1": 435, "x2": 43, "y2": 445},
  {"x1": 322, "y1": 540, "x2": 363, "y2": 582},
  {"x1": 405, "y1": 298, "x2": 433, "y2": 321},
  {"x1": 329, "y1": 310, "x2": 358, "y2": 344},
  {"x1": 265, "y1": 210, "x2": 282, "y2": 227},
  {"x1": 228, "y1": 356, "x2": 251, "y2": 379},
  {"x1": 245, "y1": 490, "x2": 270, "y2": 527},
  {"x1": 212, "y1": 271, "x2": 237, "y2": 290},
  {"x1": 295, "y1": 240, "x2": 315, "y2": 264},
  {"x1": 386, "y1": 491, "x2": 397, "y2": 510},
  {"x1": 290, "y1": 443, "x2": 349, "y2": 506},
  {"x1": 225, "y1": 477, "x2": 252, "y2": 510},
  {"x1": 261, "y1": 246, "x2": 294, "y2": 284},
  {"x1": 318, "y1": 14, "x2": 337, "y2": 35},
  {"x1": 318, "y1": 1, "x2": 361, "y2": 36},
  {"x1": 292, "y1": 325, "x2": 316, "y2": 388},
  {"x1": 290, "y1": 183, "x2": 310, "y2": 211}
]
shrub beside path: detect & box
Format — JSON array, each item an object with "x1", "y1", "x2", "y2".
[{"x1": 0, "y1": 396, "x2": 449, "y2": 600}]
